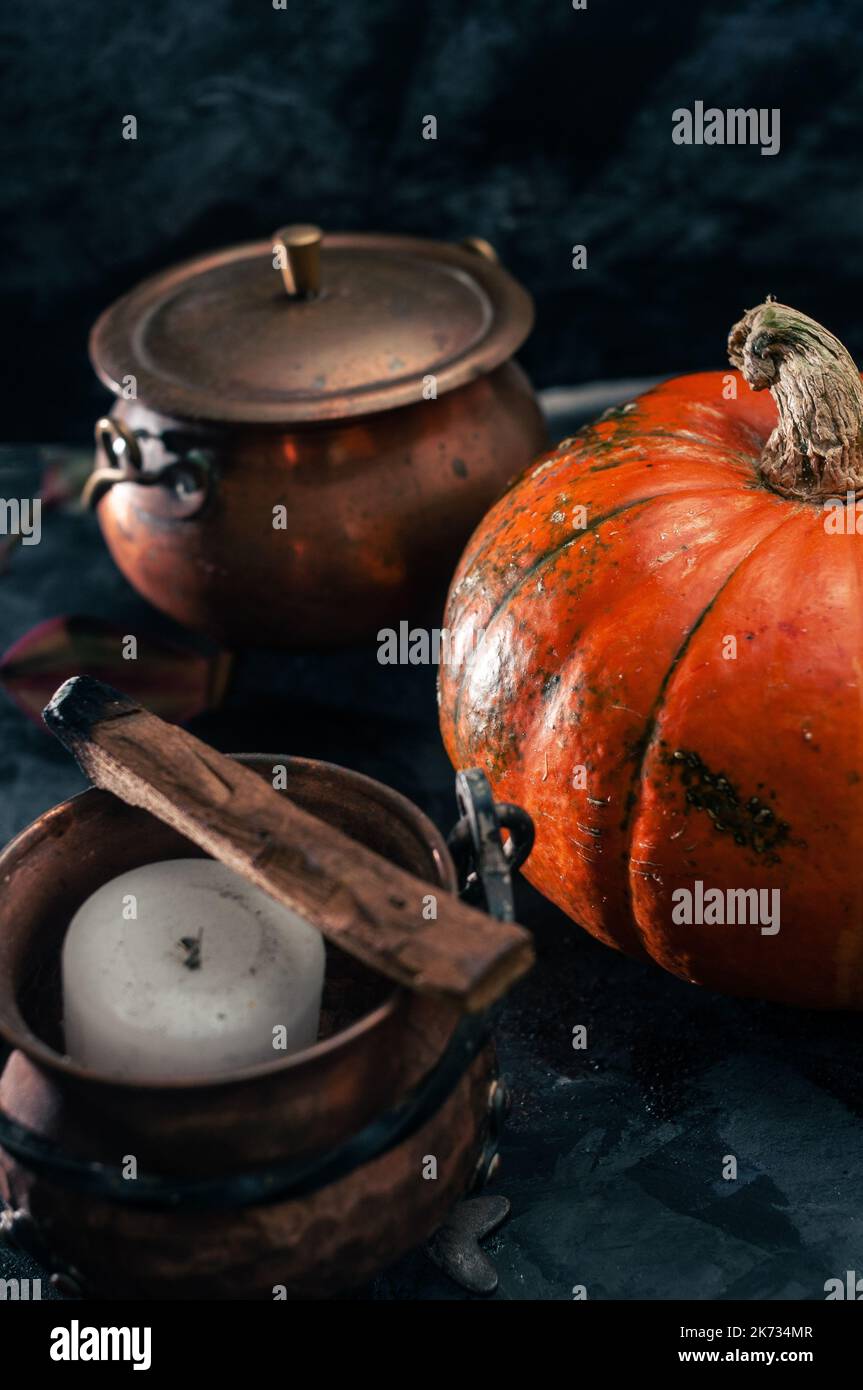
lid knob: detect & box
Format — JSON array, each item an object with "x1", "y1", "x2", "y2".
[
  {"x1": 274, "y1": 224, "x2": 323, "y2": 300},
  {"x1": 460, "y1": 236, "x2": 499, "y2": 265}
]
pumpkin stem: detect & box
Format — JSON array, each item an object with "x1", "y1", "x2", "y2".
[{"x1": 728, "y1": 301, "x2": 863, "y2": 500}]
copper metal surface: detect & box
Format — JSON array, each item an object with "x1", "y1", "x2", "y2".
[
  {"x1": 85, "y1": 227, "x2": 546, "y2": 645},
  {"x1": 93, "y1": 362, "x2": 546, "y2": 645},
  {"x1": 89, "y1": 231, "x2": 535, "y2": 425},
  {"x1": 274, "y1": 224, "x2": 323, "y2": 300},
  {"x1": 0, "y1": 756, "x2": 496, "y2": 1297}
]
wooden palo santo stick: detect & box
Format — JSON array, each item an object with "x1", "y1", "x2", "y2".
[{"x1": 43, "y1": 677, "x2": 534, "y2": 1013}]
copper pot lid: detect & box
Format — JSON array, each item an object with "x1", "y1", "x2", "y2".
[{"x1": 89, "y1": 227, "x2": 535, "y2": 425}]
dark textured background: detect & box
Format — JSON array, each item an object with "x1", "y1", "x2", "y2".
[
  {"x1": 2, "y1": 0, "x2": 863, "y2": 439},
  {"x1": 3, "y1": 0, "x2": 863, "y2": 1304}
]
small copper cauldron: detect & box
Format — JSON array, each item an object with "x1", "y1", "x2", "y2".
[
  {"x1": 85, "y1": 227, "x2": 547, "y2": 646},
  {"x1": 0, "y1": 757, "x2": 531, "y2": 1299}
]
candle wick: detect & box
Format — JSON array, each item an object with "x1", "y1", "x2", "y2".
[{"x1": 179, "y1": 929, "x2": 203, "y2": 970}]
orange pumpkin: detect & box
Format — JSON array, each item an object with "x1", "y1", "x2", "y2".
[{"x1": 439, "y1": 302, "x2": 863, "y2": 1008}]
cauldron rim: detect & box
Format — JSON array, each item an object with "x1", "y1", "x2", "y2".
[{"x1": 0, "y1": 752, "x2": 458, "y2": 1096}]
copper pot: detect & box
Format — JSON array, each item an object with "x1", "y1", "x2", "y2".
[
  {"x1": 86, "y1": 228, "x2": 547, "y2": 646},
  {"x1": 0, "y1": 756, "x2": 516, "y2": 1299}
]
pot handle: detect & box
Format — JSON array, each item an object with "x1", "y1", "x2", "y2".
[
  {"x1": 83, "y1": 417, "x2": 213, "y2": 519},
  {"x1": 447, "y1": 767, "x2": 535, "y2": 922},
  {"x1": 82, "y1": 417, "x2": 144, "y2": 507}
]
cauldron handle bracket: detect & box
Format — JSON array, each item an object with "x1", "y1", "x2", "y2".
[
  {"x1": 84, "y1": 417, "x2": 213, "y2": 519},
  {"x1": 426, "y1": 771, "x2": 534, "y2": 1295},
  {"x1": 447, "y1": 767, "x2": 535, "y2": 922}
]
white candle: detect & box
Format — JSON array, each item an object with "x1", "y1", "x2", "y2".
[{"x1": 61, "y1": 858, "x2": 325, "y2": 1080}]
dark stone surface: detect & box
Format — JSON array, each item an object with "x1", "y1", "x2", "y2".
[
  {"x1": 1, "y1": 390, "x2": 862, "y2": 1301},
  {"x1": 2, "y1": 0, "x2": 863, "y2": 440}
]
